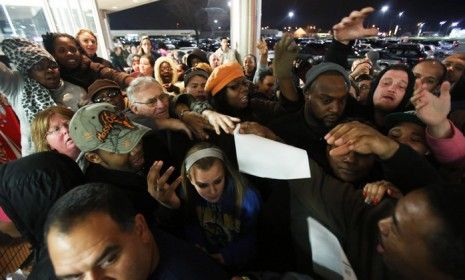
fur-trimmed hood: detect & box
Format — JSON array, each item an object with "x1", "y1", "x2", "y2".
[{"x1": 154, "y1": 56, "x2": 179, "y2": 85}]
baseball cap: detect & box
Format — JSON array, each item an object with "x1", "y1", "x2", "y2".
[
  {"x1": 303, "y1": 62, "x2": 350, "y2": 92},
  {"x1": 69, "y1": 103, "x2": 150, "y2": 154}
]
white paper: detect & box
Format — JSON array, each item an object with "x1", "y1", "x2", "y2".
[
  {"x1": 307, "y1": 217, "x2": 357, "y2": 280},
  {"x1": 233, "y1": 125, "x2": 311, "y2": 179}
]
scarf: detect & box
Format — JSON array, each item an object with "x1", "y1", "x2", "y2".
[{"x1": 0, "y1": 38, "x2": 57, "y2": 122}]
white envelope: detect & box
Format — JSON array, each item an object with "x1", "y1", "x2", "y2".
[
  {"x1": 307, "y1": 217, "x2": 357, "y2": 280},
  {"x1": 234, "y1": 125, "x2": 311, "y2": 179}
]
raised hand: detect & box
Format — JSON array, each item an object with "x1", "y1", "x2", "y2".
[
  {"x1": 332, "y1": 7, "x2": 378, "y2": 44},
  {"x1": 325, "y1": 121, "x2": 399, "y2": 160},
  {"x1": 147, "y1": 160, "x2": 182, "y2": 209},
  {"x1": 411, "y1": 79, "x2": 451, "y2": 138},
  {"x1": 202, "y1": 110, "x2": 241, "y2": 135},
  {"x1": 256, "y1": 38, "x2": 268, "y2": 56},
  {"x1": 273, "y1": 33, "x2": 299, "y2": 79}
]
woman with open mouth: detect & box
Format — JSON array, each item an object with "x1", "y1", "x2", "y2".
[{"x1": 31, "y1": 106, "x2": 86, "y2": 171}]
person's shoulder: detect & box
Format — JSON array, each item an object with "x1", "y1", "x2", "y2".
[{"x1": 151, "y1": 228, "x2": 229, "y2": 279}]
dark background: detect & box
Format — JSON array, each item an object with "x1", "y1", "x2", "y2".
[{"x1": 109, "y1": 0, "x2": 464, "y2": 34}]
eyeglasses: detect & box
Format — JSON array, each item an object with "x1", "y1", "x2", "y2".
[
  {"x1": 133, "y1": 93, "x2": 169, "y2": 107},
  {"x1": 227, "y1": 78, "x2": 251, "y2": 91},
  {"x1": 31, "y1": 60, "x2": 59, "y2": 72},
  {"x1": 93, "y1": 89, "x2": 121, "y2": 103},
  {"x1": 46, "y1": 122, "x2": 69, "y2": 136}
]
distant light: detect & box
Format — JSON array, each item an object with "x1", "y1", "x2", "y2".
[
  {"x1": 214, "y1": 19, "x2": 218, "y2": 24},
  {"x1": 451, "y1": 22, "x2": 459, "y2": 27},
  {"x1": 218, "y1": 26, "x2": 222, "y2": 30},
  {"x1": 381, "y1": 5, "x2": 389, "y2": 13},
  {"x1": 398, "y1": 11, "x2": 404, "y2": 17},
  {"x1": 227, "y1": 1, "x2": 231, "y2": 7},
  {"x1": 288, "y1": 11, "x2": 294, "y2": 18},
  {"x1": 439, "y1": 21, "x2": 447, "y2": 26}
]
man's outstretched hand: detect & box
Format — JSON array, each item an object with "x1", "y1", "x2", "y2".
[{"x1": 333, "y1": 7, "x2": 378, "y2": 44}]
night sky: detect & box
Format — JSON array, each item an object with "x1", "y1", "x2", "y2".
[{"x1": 109, "y1": 0, "x2": 464, "y2": 34}]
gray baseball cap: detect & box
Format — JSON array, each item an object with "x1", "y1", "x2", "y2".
[
  {"x1": 69, "y1": 103, "x2": 150, "y2": 154},
  {"x1": 303, "y1": 62, "x2": 350, "y2": 92}
]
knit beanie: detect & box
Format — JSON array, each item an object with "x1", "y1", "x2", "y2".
[{"x1": 205, "y1": 62, "x2": 244, "y2": 96}]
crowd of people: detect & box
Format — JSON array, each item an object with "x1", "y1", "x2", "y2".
[{"x1": 0, "y1": 6, "x2": 464, "y2": 280}]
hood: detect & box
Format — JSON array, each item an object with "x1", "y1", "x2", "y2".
[
  {"x1": 0, "y1": 152, "x2": 84, "y2": 248},
  {"x1": 154, "y1": 56, "x2": 179, "y2": 85},
  {"x1": 366, "y1": 64, "x2": 416, "y2": 114}
]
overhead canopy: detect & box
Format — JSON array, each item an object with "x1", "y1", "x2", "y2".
[{"x1": 97, "y1": 0, "x2": 159, "y2": 13}]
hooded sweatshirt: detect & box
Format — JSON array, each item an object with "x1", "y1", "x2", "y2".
[
  {"x1": 0, "y1": 152, "x2": 84, "y2": 279},
  {"x1": 365, "y1": 64, "x2": 416, "y2": 131}
]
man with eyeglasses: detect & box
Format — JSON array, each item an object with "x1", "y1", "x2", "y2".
[{"x1": 126, "y1": 76, "x2": 209, "y2": 167}]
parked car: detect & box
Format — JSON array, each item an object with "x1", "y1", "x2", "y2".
[
  {"x1": 297, "y1": 42, "x2": 328, "y2": 65},
  {"x1": 385, "y1": 44, "x2": 427, "y2": 68},
  {"x1": 377, "y1": 50, "x2": 406, "y2": 69}
]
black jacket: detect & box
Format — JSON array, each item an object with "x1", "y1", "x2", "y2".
[
  {"x1": 0, "y1": 152, "x2": 84, "y2": 279},
  {"x1": 289, "y1": 144, "x2": 441, "y2": 279},
  {"x1": 269, "y1": 106, "x2": 331, "y2": 170}
]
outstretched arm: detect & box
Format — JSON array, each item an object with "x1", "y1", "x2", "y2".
[
  {"x1": 412, "y1": 80, "x2": 465, "y2": 164},
  {"x1": 273, "y1": 33, "x2": 300, "y2": 102},
  {"x1": 332, "y1": 7, "x2": 378, "y2": 45},
  {"x1": 326, "y1": 7, "x2": 378, "y2": 68}
]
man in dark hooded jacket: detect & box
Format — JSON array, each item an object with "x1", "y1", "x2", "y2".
[{"x1": 0, "y1": 152, "x2": 84, "y2": 279}]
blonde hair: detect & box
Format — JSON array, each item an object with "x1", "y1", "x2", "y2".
[
  {"x1": 181, "y1": 142, "x2": 246, "y2": 220},
  {"x1": 75, "y1": 28, "x2": 97, "y2": 42},
  {"x1": 31, "y1": 106, "x2": 74, "y2": 152}
]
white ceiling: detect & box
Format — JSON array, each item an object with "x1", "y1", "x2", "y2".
[{"x1": 96, "y1": 0, "x2": 159, "y2": 13}]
